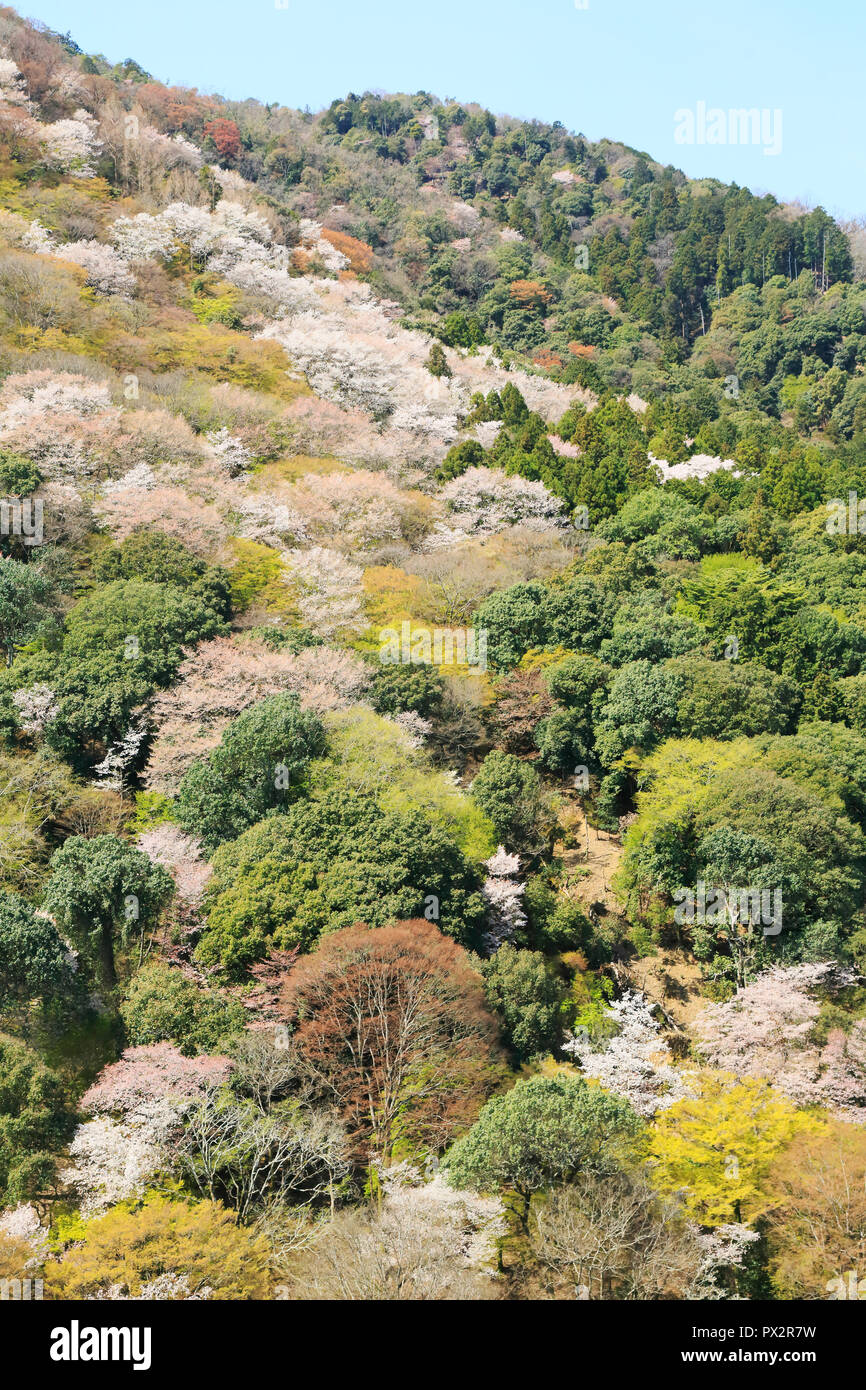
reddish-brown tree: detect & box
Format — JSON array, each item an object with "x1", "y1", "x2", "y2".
[
  {"x1": 280, "y1": 920, "x2": 507, "y2": 1160},
  {"x1": 487, "y1": 668, "x2": 554, "y2": 753},
  {"x1": 509, "y1": 280, "x2": 553, "y2": 312},
  {"x1": 203, "y1": 118, "x2": 241, "y2": 160},
  {"x1": 137, "y1": 83, "x2": 215, "y2": 136},
  {"x1": 318, "y1": 228, "x2": 375, "y2": 274}
]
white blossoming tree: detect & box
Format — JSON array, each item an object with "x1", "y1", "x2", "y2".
[
  {"x1": 207, "y1": 427, "x2": 252, "y2": 476},
  {"x1": 41, "y1": 110, "x2": 101, "y2": 176},
  {"x1": 562, "y1": 990, "x2": 690, "y2": 1117},
  {"x1": 482, "y1": 846, "x2": 526, "y2": 952},
  {"x1": 281, "y1": 545, "x2": 365, "y2": 637},
  {"x1": 54, "y1": 239, "x2": 136, "y2": 297}
]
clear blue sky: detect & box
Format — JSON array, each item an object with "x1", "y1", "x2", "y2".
[{"x1": 29, "y1": 0, "x2": 866, "y2": 219}]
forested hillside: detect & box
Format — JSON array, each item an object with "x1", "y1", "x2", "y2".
[{"x1": 1, "y1": 8, "x2": 865, "y2": 1303}]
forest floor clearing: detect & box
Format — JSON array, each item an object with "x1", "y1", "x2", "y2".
[{"x1": 555, "y1": 802, "x2": 624, "y2": 913}]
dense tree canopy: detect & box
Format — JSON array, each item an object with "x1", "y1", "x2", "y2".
[
  {"x1": 199, "y1": 792, "x2": 487, "y2": 973},
  {"x1": 1, "y1": 10, "x2": 865, "y2": 1314}
]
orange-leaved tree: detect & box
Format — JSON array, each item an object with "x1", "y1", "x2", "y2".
[{"x1": 280, "y1": 919, "x2": 508, "y2": 1161}]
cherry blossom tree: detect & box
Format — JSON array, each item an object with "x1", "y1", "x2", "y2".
[
  {"x1": 137, "y1": 824, "x2": 212, "y2": 906},
  {"x1": 143, "y1": 636, "x2": 371, "y2": 792},
  {"x1": 19, "y1": 218, "x2": 53, "y2": 252},
  {"x1": 428, "y1": 467, "x2": 569, "y2": 547},
  {"x1": 0, "y1": 55, "x2": 28, "y2": 109},
  {"x1": 0, "y1": 1203, "x2": 48, "y2": 1272},
  {"x1": 287, "y1": 1164, "x2": 505, "y2": 1299},
  {"x1": 52, "y1": 240, "x2": 135, "y2": 297},
  {"x1": 284, "y1": 468, "x2": 427, "y2": 551},
  {"x1": 93, "y1": 722, "x2": 147, "y2": 791},
  {"x1": 281, "y1": 545, "x2": 365, "y2": 637},
  {"x1": 63, "y1": 1045, "x2": 232, "y2": 1216},
  {"x1": 693, "y1": 965, "x2": 866, "y2": 1122},
  {"x1": 110, "y1": 211, "x2": 177, "y2": 263},
  {"x1": 482, "y1": 846, "x2": 526, "y2": 952},
  {"x1": 232, "y1": 495, "x2": 309, "y2": 547},
  {"x1": 41, "y1": 110, "x2": 101, "y2": 175},
  {"x1": 95, "y1": 484, "x2": 227, "y2": 553},
  {"x1": 97, "y1": 1272, "x2": 213, "y2": 1301},
  {"x1": 62, "y1": 1110, "x2": 174, "y2": 1216},
  {"x1": 207, "y1": 427, "x2": 251, "y2": 476},
  {"x1": 296, "y1": 218, "x2": 350, "y2": 272},
  {"x1": 0, "y1": 371, "x2": 121, "y2": 481},
  {"x1": 11, "y1": 684, "x2": 57, "y2": 736},
  {"x1": 81, "y1": 1043, "x2": 231, "y2": 1118},
  {"x1": 563, "y1": 990, "x2": 690, "y2": 1117},
  {"x1": 390, "y1": 709, "x2": 432, "y2": 748}
]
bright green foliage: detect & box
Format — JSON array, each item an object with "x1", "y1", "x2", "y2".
[
  {"x1": 481, "y1": 944, "x2": 566, "y2": 1060},
  {"x1": 677, "y1": 566, "x2": 866, "y2": 684},
  {"x1": 471, "y1": 750, "x2": 550, "y2": 855},
  {"x1": 120, "y1": 962, "x2": 245, "y2": 1054},
  {"x1": 43, "y1": 835, "x2": 175, "y2": 987},
  {"x1": 668, "y1": 656, "x2": 800, "y2": 740},
  {"x1": 61, "y1": 579, "x2": 227, "y2": 682},
  {"x1": 445, "y1": 1074, "x2": 643, "y2": 1210},
  {"x1": 534, "y1": 652, "x2": 610, "y2": 772},
  {"x1": 198, "y1": 790, "x2": 486, "y2": 974},
  {"x1": 0, "y1": 1034, "x2": 73, "y2": 1204},
  {"x1": 425, "y1": 341, "x2": 451, "y2": 377},
  {"x1": 621, "y1": 735, "x2": 866, "y2": 976},
  {"x1": 370, "y1": 662, "x2": 445, "y2": 717},
  {"x1": 0, "y1": 891, "x2": 78, "y2": 1009},
  {"x1": 0, "y1": 749, "x2": 82, "y2": 894},
  {"x1": 475, "y1": 577, "x2": 614, "y2": 671},
  {"x1": 313, "y1": 707, "x2": 495, "y2": 862},
  {"x1": 0, "y1": 450, "x2": 42, "y2": 496},
  {"x1": 600, "y1": 488, "x2": 716, "y2": 560},
  {"x1": 8, "y1": 577, "x2": 230, "y2": 759},
  {"x1": 44, "y1": 1193, "x2": 270, "y2": 1300},
  {"x1": 93, "y1": 532, "x2": 231, "y2": 608},
  {"x1": 522, "y1": 875, "x2": 596, "y2": 955},
  {"x1": 435, "y1": 439, "x2": 486, "y2": 482},
  {"x1": 175, "y1": 694, "x2": 327, "y2": 852},
  {"x1": 599, "y1": 606, "x2": 705, "y2": 666},
  {"x1": 0, "y1": 559, "x2": 55, "y2": 665},
  {"x1": 594, "y1": 660, "x2": 683, "y2": 764}
]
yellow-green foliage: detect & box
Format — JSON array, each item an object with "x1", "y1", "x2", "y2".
[
  {"x1": 648, "y1": 1071, "x2": 823, "y2": 1223},
  {"x1": 189, "y1": 292, "x2": 243, "y2": 328},
  {"x1": 0, "y1": 176, "x2": 116, "y2": 229},
  {"x1": 248, "y1": 454, "x2": 349, "y2": 486},
  {"x1": 44, "y1": 1194, "x2": 271, "y2": 1300},
  {"x1": 226, "y1": 537, "x2": 296, "y2": 616},
  {"x1": 313, "y1": 706, "x2": 496, "y2": 863},
  {"x1": 361, "y1": 566, "x2": 430, "y2": 630},
  {"x1": 0, "y1": 751, "x2": 81, "y2": 893},
  {"x1": 356, "y1": 583, "x2": 489, "y2": 683},
  {"x1": 124, "y1": 321, "x2": 307, "y2": 399},
  {"x1": 519, "y1": 646, "x2": 575, "y2": 671},
  {"x1": 127, "y1": 791, "x2": 175, "y2": 834},
  {"x1": 695, "y1": 551, "x2": 762, "y2": 577},
  {"x1": 624, "y1": 737, "x2": 743, "y2": 850}
]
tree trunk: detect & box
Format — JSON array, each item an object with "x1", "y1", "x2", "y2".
[{"x1": 99, "y1": 922, "x2": 117, "y2": 987}]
